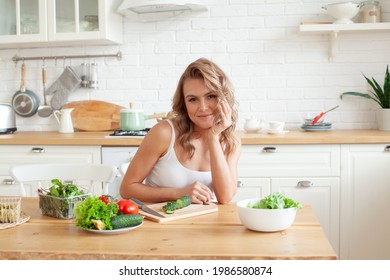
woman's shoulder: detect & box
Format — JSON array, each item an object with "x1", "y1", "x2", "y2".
[
  {"x1": 142, "y1": 120, "x2": 174, "y2": 147},
  {"x1": 149, "y1": 119, "x2": 174, "y2": 137}
]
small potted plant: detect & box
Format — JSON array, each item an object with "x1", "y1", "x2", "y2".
[{"x1": 340, "y1": 65, "x2": 390, "y2": 131}]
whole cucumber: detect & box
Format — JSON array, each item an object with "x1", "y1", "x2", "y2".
[{"x1": 110, "y1": 214, "x2": 143, "y2": 229}]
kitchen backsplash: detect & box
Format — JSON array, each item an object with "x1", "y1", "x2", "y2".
[{"x1": 0, "y1": 0, "x2": 389, "y2": 132}]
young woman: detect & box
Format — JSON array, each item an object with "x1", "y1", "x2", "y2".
[{"x1": 120, "y1": 58, "x2": 241, "y2": 204}]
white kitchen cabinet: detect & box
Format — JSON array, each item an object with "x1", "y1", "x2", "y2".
[
  {"x1": 234, "y1": 178, "x2": 270, "y2": 202},
  {"x1": 0, "y1": 0, "x2": 122, "y2": 49},
  {"x1": 271, "y1": 177, "x2": 340, "y2": 257},
  {"x1": 0, "y1": 145, "x2": 101, "y2": 196},
  {"x1": 237, "y1": 144, "x2": 340, "y2": 256},
  {"x1": 340, "y1": 143, "x2": 390, "y2": 260},
  {"x1": 0, "y1": 0, "x2": 46, "y2": 43}
]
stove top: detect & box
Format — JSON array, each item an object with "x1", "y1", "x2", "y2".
[{"x1": 106, "y1": 128, "x2": 150, "y2": 138}]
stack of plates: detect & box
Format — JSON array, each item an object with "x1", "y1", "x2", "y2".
[{"x1": 301, "y1": 123, "x2": 332, "y2": 131}]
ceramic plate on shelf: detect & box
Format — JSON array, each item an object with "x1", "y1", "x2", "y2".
[
  {"x1": 301, "y1": 123, "x2": 332, "y2": 131},
  {"x1": 80, "y1": 222, "x2": 143, "y2": 234}
]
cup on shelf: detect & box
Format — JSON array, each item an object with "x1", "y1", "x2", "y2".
[{"x1": 268, "y1": 121, "x2": 285, "y2": 132}]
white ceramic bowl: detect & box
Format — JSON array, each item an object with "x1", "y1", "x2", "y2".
[
  {"x1": 236, "y1": 198, "x2": 297, "y2": 232},
  {"x1": 323, "y1": 2, "x2": 360, "y2": 24}
]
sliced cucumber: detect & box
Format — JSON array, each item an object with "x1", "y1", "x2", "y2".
[{"x1": 162, "y1": 195, "x2": 192, "y2": 214}]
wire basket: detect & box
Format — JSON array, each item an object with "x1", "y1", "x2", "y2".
[
  {"x1": 38, "y1": 191, "x2": 90, "y2": 219},
  {"x1": 0, "y1": 197, "x2": 21, "y2": 223}
]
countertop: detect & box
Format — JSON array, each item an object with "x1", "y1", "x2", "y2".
[
  {"x1": 0, "y1": 198, "x2": 337, "y2": 260},
  {"x1": 1, "y1": 130, "x2": 390, "y2": 146}
]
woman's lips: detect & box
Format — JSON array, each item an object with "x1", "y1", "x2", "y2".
[{"x1": 197, "y1": 114, "x2": 213, "y2": 119}]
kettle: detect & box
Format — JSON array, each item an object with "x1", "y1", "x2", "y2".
[
  {"x1": 0, "y1": 103, "x2": 17, "y2": 134},
  {"x1": 54, "y1": 108, "x2": 74, "y2": 133}
]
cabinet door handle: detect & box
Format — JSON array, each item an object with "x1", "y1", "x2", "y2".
[
  {"x1": 237, "y1": 181, "x2": 243, "y2": 188},
  {"x1": 262, "y1": 147, "x2": 277, "y2": 153},
  {"x1": 31, "y1": 147, "x2": 45, "y2": 153},
  {"x1": 384, "y1": 145, "x2": 390, "y2": 152},
  {"x1": 297, "y1": 181, "x2": 313, "y2": 188},
  {"x1": 3, "y1": 179, "x2": 16, "y2": 185}
]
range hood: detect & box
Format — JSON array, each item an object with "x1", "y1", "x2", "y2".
[{"x1": 117, "y1": 0, "x2": 207, "y2": 22}]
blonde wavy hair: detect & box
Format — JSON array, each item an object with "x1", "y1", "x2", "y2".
[{"x1": 172, "y1": 58, "x2": 239, "y2": 159}]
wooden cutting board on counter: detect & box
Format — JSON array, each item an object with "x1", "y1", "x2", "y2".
[
  {"x1": 140, "y1": 202, "x2": 218, "y2": 223},
  {"x1": 62, "y1": 100, "x2": 124, "y2": 131}
]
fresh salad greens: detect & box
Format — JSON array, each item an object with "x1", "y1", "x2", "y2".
[
  {"x1": 248, "y1": 192, "x2": 302, "y2": 209},
  {"x1": 38, "y1": 179, "x2": 88, "y2": 219},
  {"x1": 74, "y1": 196, "x2": 119, "y2": 230},
  {"x1": 48, "y1": 179, "x2": 85, "y2": 197}
]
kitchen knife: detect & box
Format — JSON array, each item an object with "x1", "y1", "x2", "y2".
[{"x1": 130, "y1": 198, "x2": 165, "y2": 218}]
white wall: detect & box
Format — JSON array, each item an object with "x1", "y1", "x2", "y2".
[{"x1": 0, "y1": 0, "x2": 389, "y2": 132}]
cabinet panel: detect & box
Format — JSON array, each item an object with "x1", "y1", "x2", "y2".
[
  {"x1": 233, "y1": 178, "x2": 270, "y2": 202},
  {"x1": 340, "y1": 144, "x2": 390, "y2": 259},
  {"x1": 0, "y1": 145, "x2": 101, "y2": 196},
  {"x1": 0, "y1": 0, "x2": 47, "y2": 43},
  {"x1": 271, "y1": 177, "x2": 340, "y2": 256},
  {"x1": 47, "y1": 0, "x2": 122, "y2": 44},
  {"x1": 238, "y1": 144, "x2": 340, "y2": 257},
  {"x1": 238, "y1": 144, "x2": 340, "y2": 177},
  {"x1": 0, "y1": 0, "x2": 122, "y2": 48}
]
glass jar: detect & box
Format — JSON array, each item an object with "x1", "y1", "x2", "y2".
[
  {"x1": 359, "y1": 1, "x2": 381, "y2": 23},
  {"x1": 89, "y1": 62, "x2": 98, "y2": 89}
]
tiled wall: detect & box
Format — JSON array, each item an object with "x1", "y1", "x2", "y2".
[{"x1": 0, "y1": 0, "x2": 389, "y2": 131}]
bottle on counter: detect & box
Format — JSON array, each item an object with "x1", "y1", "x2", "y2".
[{"x1": 359, "y1": 1, "x2": 381, "y2": 23}]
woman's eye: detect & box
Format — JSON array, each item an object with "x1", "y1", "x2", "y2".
[
  {"x1": 208, "y1": 94, "x2": 218, "y2": 100},
  {"x1": 188, "y1": 97, "x2": 197, "y2": 102}
]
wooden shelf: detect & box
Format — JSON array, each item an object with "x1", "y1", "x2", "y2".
[
  {"x1": 300, "y1": 22, "x2": 390, "y2": 32},
  {"x1": 299, "y1": 22, "x2": 390, "y2": 61}
]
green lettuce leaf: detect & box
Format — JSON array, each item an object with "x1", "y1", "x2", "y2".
[
  {"x1": 74, "y1": 196, "x2": 118, "y2": 230},
  {"x1": 248, "y1": 192, "x2": 302, "y2": 209}
]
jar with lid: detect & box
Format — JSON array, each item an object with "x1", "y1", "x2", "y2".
[{"x1": 359, "y1": 1, "x2": 381, "y2": 23}]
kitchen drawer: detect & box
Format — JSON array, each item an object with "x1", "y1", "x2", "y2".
[
  {"x1": 0, "y1": 145, "x2": 101, "y2": 196},
  {"x1": 233, "y1": 178, "x2": 271, "y2": 202},
  {"x1": 238, "y1": 144, "x2": 340, "y2": 177}
]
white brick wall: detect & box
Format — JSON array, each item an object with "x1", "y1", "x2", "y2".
[{"x1": 0, "y1": 0, "x2": 389, "y2": 131}]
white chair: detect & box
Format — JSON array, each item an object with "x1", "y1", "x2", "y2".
[
  {"x1": 9, "y1": 163, "x2": 118, "y2": 197},
  {"x1": 119, "y1": 162, "x2": 130, "y2": 177}
]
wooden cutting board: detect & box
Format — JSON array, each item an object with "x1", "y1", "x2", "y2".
[
  {"x1": 62, "y1": 100, "x2": 124, "y2": 131},
  {"x1": 140, "y1": 202, "x2": 218, "y2": 223}
]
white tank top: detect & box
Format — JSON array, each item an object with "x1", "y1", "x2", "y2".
[{"x1": 145, "y1": 120, "x2": 213, "y2": 191}]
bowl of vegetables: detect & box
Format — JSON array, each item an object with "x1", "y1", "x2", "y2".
[
  {"x1": 38, "y1": 179, "x2": 90, "y2": 219},
  {"x1": 236, "y1": 192, "x2": 302, "y2": 232}
]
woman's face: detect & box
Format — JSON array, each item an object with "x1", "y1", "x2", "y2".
[{"x1": 183, "y1": 78, "x2": 219, "y2": 130}]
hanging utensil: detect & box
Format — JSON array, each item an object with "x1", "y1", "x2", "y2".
[
  {"x1": 38, "y1": 64, "x2": 53, "y2": 117},
  {"x1": 11, "y1": 62, "x2": 39, "y2": 117},
  {"x1": 311, "y1": 105, "x2": 339, "y2": 125}
]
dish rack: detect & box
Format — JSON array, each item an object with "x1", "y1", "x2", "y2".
[{"x1": 0, "y1": 196, "x2": 21, "y2": 223}]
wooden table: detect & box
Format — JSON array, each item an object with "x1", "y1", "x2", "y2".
[{"x1": 0, "y1": 198, "x2": 337, "y2": 260}]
